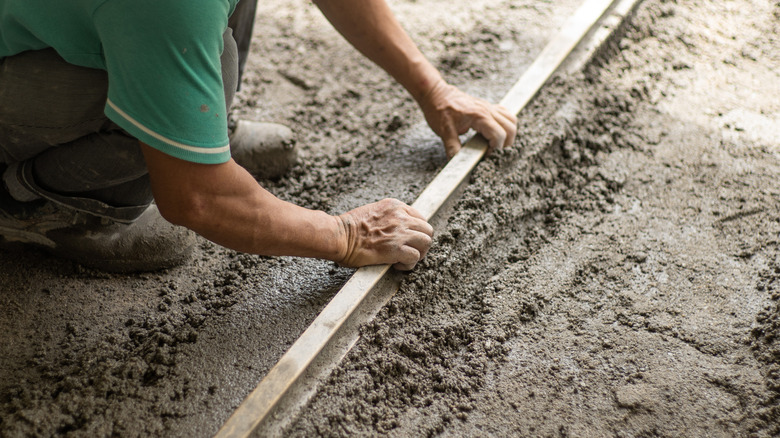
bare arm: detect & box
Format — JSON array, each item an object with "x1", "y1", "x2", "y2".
[
  {"x1": 313, "y1": 0, "x2": 518, "y2": 157},
  {"x1": 313, "y1": 0, "x2": 441, "y2": 103},
  {"x1": 141, "y1": 143, "x2": 432, "y2": 270}
]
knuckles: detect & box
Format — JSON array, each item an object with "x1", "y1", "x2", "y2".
[{"x1": 344, "y1": 198, "x2": 432, "y2": 269}]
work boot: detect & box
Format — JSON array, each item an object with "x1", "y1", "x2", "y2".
[
  {"x1": 230, "y1": 120, "x2": 298, "y2": 179},
  {"x1": 0, "y1": 175, "x2": 197, "y2": 273}
]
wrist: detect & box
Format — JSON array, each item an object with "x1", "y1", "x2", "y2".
[
  {"x1": 415, "y1": 75, "x2": 451, "y2": 113},
  {"x1": 406, "y1": 61, "x2": 446, "y2": 105},
  {"x1": 330, "y1": 213, "x2": 352, "y2": 265}
]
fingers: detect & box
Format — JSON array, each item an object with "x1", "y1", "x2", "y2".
[
  {"x1": 401, "y1": 204, "x2": 434, "y2": 260},
  {"x1": 404, "y1": 228, "x2": 433, "y2": 259},
  {"x1": 397, "y1": 204, "x2": 433, "y2": 268},
  {"x1": 494, "y1": 105, "x2": 518, "y2": 148},
  {"x1": 472, "y1": 112, "x2": 508, "y2": 152},
  {"x1": 471, "y1": 102, "x2": 519, "y2": 152},
  {"x1": 402, "y1": 204, "x2": 434, "y2": 234},
  {"x1": 391, "y1": 228, "x2": 433, "y2": 271},
  {"x1": 409, "y1": 219, "x2": 434, "y2": 239},
  {"x1": 440, "y1": 101, "x2": 516, "y2": 156},
  {"x1": 337, "y1": 199, "x2": 433, "y2": 269},
  {"x1": 440, "y1": 118, "x2": 463, "y2": 159},
  {"x1": 402, "y1": 202, "x2": 426, "y2": 220},
  {"x1": 420, "y1": 82, "x2": 517, "y2": 156},
  {"x1": 393, "y1": 261, "x2": 417, "y2": 271},
  {"x1": 393, "y1": 245, "x2": 421, "y2": 271}
]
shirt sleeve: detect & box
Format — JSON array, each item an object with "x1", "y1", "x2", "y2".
[{"x1": 94, "y1": 0, "x2": 233, "y2": 164}]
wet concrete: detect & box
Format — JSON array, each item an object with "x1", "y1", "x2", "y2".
[
  {"x1": 2, "y1": 0, "x2": 778, "y2": 436},
  {"x1": 0, "y1": 0, "x2": 587, "y2": 436},
  {"x1": 286, "y1": 0, "x2": 780, "y2": 436}
]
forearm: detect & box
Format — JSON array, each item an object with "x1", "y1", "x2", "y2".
[
  {"x1": 142, "y1": 144, "x2": 346, "y2": 261},
  {"x1": 314, "y1": 0, "x2": 517, "y2": 158},
  {"x1": 313, "y1": 0, "x2": 443, "y2": 103},
  {"x1": 184, "y1": 178, "x2": 344, "y2": 260}
]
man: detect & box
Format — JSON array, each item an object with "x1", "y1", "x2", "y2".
[{"x1": 0, "y1": 0, "x2": 517, "y2": 272}]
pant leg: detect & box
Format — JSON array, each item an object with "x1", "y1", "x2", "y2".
[
  {"x1": 228, "y1": 0, "x2": 258, "y2": 88},
  {"x1": 222, "y1": 27, "x2": 239, "y2": 115},
  {"x1": 0, "y1": 27, "x2": 242, "y2": 219},
  {"x1": 30, "y1": 130, "x2": 153, "y2": 207},
  {"x1": 0, "y1": 49, "x2": 113, "y2": 164},
  {"x1": 0, "y1": 49, "x2": 153, "y2": 213}
]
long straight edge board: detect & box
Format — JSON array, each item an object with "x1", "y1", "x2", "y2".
[
  {"x1": 216, "y1": 0, "x2": 620, "y2": 436},
  {"x1": 411, "y1": 0, "x2": 619, "y2": 219}
]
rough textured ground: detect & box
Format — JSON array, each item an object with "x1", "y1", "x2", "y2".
[
  {"x1": 287, "y1": 0, "x2": 780, "y2": 436},
  {"x1": 0, "y1": 0, "x2": 581, "y2": 436},
  {"x1": 1, "y1": 0, "x2": 779, "y2": 437}
]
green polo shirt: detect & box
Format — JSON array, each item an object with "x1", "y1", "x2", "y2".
[{"x1": 0, "y1": 0, "x2": 239, "y2": 164}]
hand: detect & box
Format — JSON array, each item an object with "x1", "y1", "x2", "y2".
[
  {"x1": 336, "y1": 198, "x2": 433, "y2": 271},
  {"x1": 420, "y1": 79, "x2": 518, "y2": 158}
]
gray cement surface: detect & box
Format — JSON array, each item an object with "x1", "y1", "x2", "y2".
[
  {"x1": 0, "y1": 0, "x2": 584, "y2": 436},
  {"x1": 2, "y1": 0, "x2": 779, "y2": 437},
  {"x1": 286, "y1": 0, "x2": 780, "y2": 436}
]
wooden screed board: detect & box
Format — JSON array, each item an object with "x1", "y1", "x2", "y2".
[{"x1": 216, "y1": 0, "x2": 643, "y2": 436}]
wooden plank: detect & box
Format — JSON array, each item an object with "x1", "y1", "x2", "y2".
[
  {"x1": 413, "y1": 0, "x2": 621, "y2": 218},
  {"x1": 215, "y1": 0, "x2": 628, "y2": 436},
  {"x1": 564, "y1": 0, "x2": 645, "y2": 75},
  {"x1": 215, "y1": 265, "x2": 391, "y2": 438}
]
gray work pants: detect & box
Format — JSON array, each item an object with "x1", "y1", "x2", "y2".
[{"x1": 0, "y1": 1, "x2": 256, "y2": 220}]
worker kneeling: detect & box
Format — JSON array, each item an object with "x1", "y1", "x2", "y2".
[{"x1": 0, "y1": 0, "x2": 516, "y2": 272}]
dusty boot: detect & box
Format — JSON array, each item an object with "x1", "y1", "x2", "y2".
[
  {"x1": 230, "y1": 120, "x2": 298, "y2": 179},
  {"x1": 0, "y1": 180, "x2": 197, "y2": 273}
]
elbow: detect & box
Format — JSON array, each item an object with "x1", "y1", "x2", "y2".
[{"x1": 155, "y1": 191, "x2": 210, "y2": 231}]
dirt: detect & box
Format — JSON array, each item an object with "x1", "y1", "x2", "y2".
[
  {"x1": 1, "y1": 0, "x2": 779, "y2": 437},
  {"x1": 286, "y1": 0, "x2": 780, "y2": 436}
]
